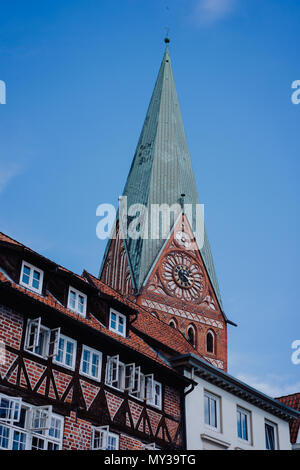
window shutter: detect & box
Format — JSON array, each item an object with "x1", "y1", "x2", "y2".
[{"x1": 48, "y1": 328, "x2": 61, "y2": 358}]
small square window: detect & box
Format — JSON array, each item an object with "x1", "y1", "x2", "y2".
[
  {"x1": 80, "y1": 345, "x2": 102, "y2": 381},
  {"x1": 20, "y1": 261, "x2": 44, "y2": 294},
  {"x1": 68, "y1": 287, "x2": 87, "y2": 317},
  {"x1": 109, "y1": 309, "x2": 126, "y2": 337}
]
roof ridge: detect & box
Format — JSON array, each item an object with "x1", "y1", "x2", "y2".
[{"x1": 0, "y1": 231, "x2": 85, "y2": 282}]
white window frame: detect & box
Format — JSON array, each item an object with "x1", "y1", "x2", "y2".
[
  {"x1": 106, "y1": 355, "x2": 125, "y2": 390},
  {"x1": 20, "y1": 261, "x2": 44, "y2": 294},
  {"x1": 109, "y1": 309, "x2": 126, "y2": 337},
  {"x1": 29, "y1": 405, "x2": 52, "y2": 432},
  {"x1": 142, "y1": 442, "x2": 159, "y2": 450},
  {"x1": 0, "y1": 394, "x2": 22, "y2": 424},
  {"x1": 146, "y1": 378, "x2": 162, "y2": 410},
  {"x1": 265, "y1": 420, "x2": 278, "y2": 450},
  {"x1": 80, "y1": 345, "x2": 102, "y2": 382},
  {"x1": 67, "y1": 286, "x2": 87, "y2": 317},
  {"x1": 91, "y1": 426, "x2": 119, "y2": 450},
  {"x1": 204, "y1": 390, "x2": 221, "y2": 432},
  {"x1": 0, "y1": 395, "x2": 63, "y2": 450},
  {"x1": 130, "y1": 370, "x2": 145, "y2": 401},
  {"x1": 236, "y1": 406, "x2": 251, "y2": 443},
  {"x1": 53, "y1": 334, "x2": 77, "y2": 371},
  {"x1": 24, "y1": 318, "x2": 61, "y2": 360}
]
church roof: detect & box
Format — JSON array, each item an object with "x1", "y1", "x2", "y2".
[{"x1": 100, "y1": 42, "x2": 222, "y2": 306}]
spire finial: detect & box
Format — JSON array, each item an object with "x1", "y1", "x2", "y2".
[{"x1": 164, "y1": 26, "x2": 170, "y2": 44}]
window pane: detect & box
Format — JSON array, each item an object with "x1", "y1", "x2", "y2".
[
  {"x1": 110, "y1": 313, "x2": 116, "y2": 330},
  {"x1": 22, "y1": 266, "x2": 31, "y2": 285},
  {"x1": 0, "y1": 397, "x2": 12, "y2": 420},
  {"x1": 107, "y1": 435, "x2": 117, "y2": 450},
  {"x1": 118, "y1": 316, "x2": 124, "y2": 333},
  {"x1": 35, "y1": 329, "x2": 48, "y2": 356},
  {"x1": 12, "y1": 430, "x2": 26, "y2": 450},
  {"x1": 78, "y1": 296, "x2": 85, "y2": 313},
  {"x1": 69, "y1": 291, "x2": 76, "y2": 309},
  {"x1": 237, "y1": 411, "x2": 242, "y2": 438},
  {"x1": 242, "y1": 414, "x2": 248, "y2": 440},
  {"x1": 31, "y1": 436, "x2": 45, "y2": 450},
  {"x1": 204, "y1": 396, "x2": 210, "y2": 425},
  {"x1": 65, "y1": 342, "x2": 74, "y2": 366},
  {"x1": 91, "y1": 354, "x2": 99, "y2": 378},
  {"x1": 210, "y1": 398, "x2": 217, "y2": 427},
  {"x1": 56, "y1": 338, "x2": 65, "y2": 363},
  {"x1": 266, "y1": 424, "x2": 275, "y2": 450},
  {"x1": 0, "y1": 424, "x2": 10, "y2": 449},
  {"x1": 32, "y1": 271, "x2": 40, "y2": 289},
  {"x1": 82, "y1": 349, "x2": 90, "y2": 374}
]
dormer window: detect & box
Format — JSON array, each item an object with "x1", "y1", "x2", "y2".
[
  {"x1": 67, "y1": 286, "x2": 87, "y2": 316},
  {"x1": 20, "y1": 261, "x2": 43, "y2": 294},
  {"x1": 109, "y1": 309, "x2": 126, "y2": 337}
]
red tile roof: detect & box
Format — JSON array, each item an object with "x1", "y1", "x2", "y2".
[
  {"x1": 0, "y1": 267, "x2": 171, "y2": 368},
  {"x1": 0, "y1": 231, "x2": 199, "y2": 372},
  {"x1": 83, "y1": 271, "x2": 200, "y2": 357},
  {"x1": 276, "y1": 393, "x2": 300, "y2": 443},
  {"x1": 0, "y1": 232, "x2": 86, "y2": 283}
]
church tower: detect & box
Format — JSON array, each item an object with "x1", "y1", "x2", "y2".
[{"x1": 100, "y1": 39, "x2": 229, "y2": 371}]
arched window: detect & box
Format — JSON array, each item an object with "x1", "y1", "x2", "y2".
[
  {"x1": 187, "y1": 325, "x2": 196, "y2": 347},
  {"x1": 169, "y1": 319, "x2": 177, "y2": 329},
  {"x1": 206, "y1": 330, "x2": 215, "y2": 354}
]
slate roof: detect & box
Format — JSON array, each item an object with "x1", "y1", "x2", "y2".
[
  {"x1": 99, "y1": 44, "x2": 222, "y2": 307},
  {"x1": 276, "y1": 393, "x2": 300, "y2": 443}
]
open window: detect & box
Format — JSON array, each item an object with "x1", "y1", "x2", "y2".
[
  {"x1": 25, "y1": 319, "x2": 61, "y2": 359},
  {"x1": 92, "y1": 426, "x2": 119, "y2": 450},
  {"x1": 0, "y1": 394, "x2": 22, "y2": 423},
  {"x1": 29, "y1": 405, "x2": 52, "y2": 431},
  {"x1": 125, "y1": 363, "x2": 136, "y2": 391},
  {"x1": 142, "y1": 442, "x2": 159, "y2": 450},
  {"x1": 106, "y1": 355, "x2": 121, "y2": 388}
]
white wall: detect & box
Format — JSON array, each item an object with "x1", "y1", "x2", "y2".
[{"x1": 185, "y1": 375, "x2": 291, "y2": 450}]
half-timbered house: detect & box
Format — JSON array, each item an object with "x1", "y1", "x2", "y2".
[{"x1": 0, "y1": 232, "x2": 196, "y2": 450}]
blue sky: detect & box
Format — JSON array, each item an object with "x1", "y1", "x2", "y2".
[{"x1": 0, "y1": 0, "x2": 299, "y2": 396}]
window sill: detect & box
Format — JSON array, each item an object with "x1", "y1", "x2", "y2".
[
  {"x1": 201, "y1": 433, "x2": 230, "y2": 449},
  {"x1": 79, "y1": 371, "x2": 101, "y2": 383}
]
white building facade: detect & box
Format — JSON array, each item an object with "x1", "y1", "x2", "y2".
[{"x1": 171, "y1": 354, "x2": 299, "y2": 450}]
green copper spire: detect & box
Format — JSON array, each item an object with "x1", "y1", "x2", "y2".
[{"x1": 100, "y1": 41, "x2": 222, "y2": 306}]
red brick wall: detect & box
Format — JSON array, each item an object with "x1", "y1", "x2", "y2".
[
  {"x1": 0, "y1": 302, "x2": 183, "y2": 449},
  {"x1": 62, "y1": 411, "x2": 93, "y2": 450},
  {"x1": 164, "y1": 385, "x2": 181, "y2": 419},
  {"x1": 119, "y1": 433, "x2": 143, "y2": 450},
  {"x1": 0, "y1": 305, "x2": 23, "y2": 349}
]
